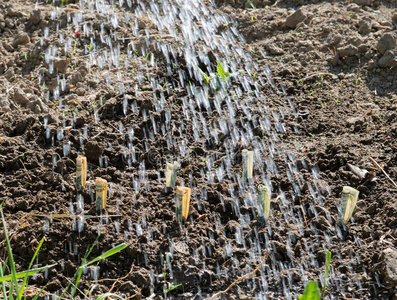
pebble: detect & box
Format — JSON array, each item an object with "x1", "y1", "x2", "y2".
[
  {"x1": 358, "y1": 17, "x2": 372, "y2": 34},
  {"x1": 379, "y1": 248, "x2": 397, "y2": 288},
  {"x1": 353, "y1": 0, "x2": 372, "y2": 5},
  {"x1": 0, "y1": 94, "x2": 10, "y2": 111},
  {"x1": 346, "y1": 116, "x2": 364, "y2": 126},
  {"x1": 378, "y1": 50, "x2": 397, "y2": 68},
  {"x1": 11, "y1": 32, "x2": 30, "y2": 47},
  {"x1": 14, "y1": 88, "x2": 30, "y2": 105},
  {"x1": 4, "y1": 67, "x2": 14, "y2": 81},
  {"x1": 29, "y1": 9, "x2": 42, "y2": 25},
  {"x1": 265, "y1": 43, "x2": 284, "y2": 55},
  {"x1": 53, "y1": 57, "x2": 69, "y2": 74},
  {"x1": 337, "y1": 45, "x2": 358, "y2": 57},
  {"x1": 377, "y1": 32, "x2": 396, "y2": 55},
  {"x1": 285, "y1": 9, "x2": 306, "y2": 29},
  {"x1": 85, "y1": 141, "x2": 104, "y2": 162}
]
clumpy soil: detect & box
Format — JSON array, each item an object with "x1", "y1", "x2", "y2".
[{"x1": 0, "y1": 0, "x2": 397, "y2": 299}]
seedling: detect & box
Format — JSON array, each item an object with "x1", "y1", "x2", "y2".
[
  {"x1": 216, "y1": 61, "x2": 230, "y2": 82},
  {"x1": 257, "y1": 185, "x2": 271, "y2": 223},
  {"x1": 299, "y1": 281, "x2": 321, "y2": 300},
  {"x1": 322, "y1": 251, "x2": 332, "y2": 296},
  {"x1": 76, "y1": 155, "x2": 87, "y2": 188},
  {"x1": 59, "y1": 234, "x2": 127, "y2": 299},
  {"x1": 95, "y1": 178, "x2": 108, "y2": 210},
  {"x1": 246, "y1": 0, "x2": 256, "y2": 9},
  {"x1": 337, "y1": 186, "x2": 359, "y2": 224},
  {"x1": 163, "y1": 253, "x2": 181, "y2": 299},
  {"x1": 196, "y1": 66, "x2": 212, "y2": 86},
  {"x1": 166, "y1": 162, "x2": 178, "y2": 189},
  {"x1": 0, "y1": 199, "x2": 56, "y2": 300}
]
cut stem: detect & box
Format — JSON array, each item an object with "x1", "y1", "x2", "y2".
[
  {"x1": 337, "y1": 186, "x2": 359, "y2": 224},
  {"x1": 95, "y1": 178, "x2": 108, "y2": 210}
]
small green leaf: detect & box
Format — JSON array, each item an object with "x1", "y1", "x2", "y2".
[
  {"x1": 0, "y1": 264, "x2": 57, "y2": 283},
  {"x1": 299, "y1": 281, "x2": 321, "y2": 300},
  {"x1": 83, "y1": 243, "x2": 128, "y2": 268}
]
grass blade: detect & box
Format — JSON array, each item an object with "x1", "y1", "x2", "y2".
[
  {"x1": 0, "y1": 258, "x2": 9, "y2": 300},
  {"x1": 71, "y1": 267, "x2": 83, "y2": 298},
  {"x1": 322, "y1": 251, "x2": 332, "y2": 296},
  {"x1": 18, "y1": 237, "x2": 46, "y2": 299},
  {"x1": 0, "y1": 264, "x2": 57, "y2": 283},
  {"x1": 83, "y1": 243, "x2": 127, "y2": 267},
  {"x1": 31, "y1": 282, "x2": 49, "y2": 300},
  {"x1": 59, "y1": 235, "x2": 100, "y2": 299},
  {"x1": 1, "y1": 206, "x2": 20, "y2": 299}
]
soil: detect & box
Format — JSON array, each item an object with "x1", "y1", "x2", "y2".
[{"x1": 0, "y1": 0, "x2": 397, "y2": 299}]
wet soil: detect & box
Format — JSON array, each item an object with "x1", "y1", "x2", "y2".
[{"x1": 0, "y1": 0, "x2": 397, "y2": 299}]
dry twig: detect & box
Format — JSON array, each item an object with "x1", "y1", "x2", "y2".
[
  {"x1": 210, "y1": 253, "x2": 269, "y2": 299},
  {"x1": 369, "y1": 156, "x2": 397, "y2": 189}
]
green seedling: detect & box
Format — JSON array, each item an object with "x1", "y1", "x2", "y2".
[
  {"x1": 216, "y1": 61, "x2": 230, "y2": 82},
  {"x1": 299, "y1": 281, "x2": 321, "y2": 300},
  {"x1": 163, "y1": 253, "x2": 181, "y2": 300},
  {"x1": 60, "y1": 234, "x2": 127, "y2": 298},
  {"x1": 24, "y1": 53, "x2": 27, "y2": 60},
  {"x1": 246, "y1": 0, "x2": 256, "y2": 9},
  {"x1": 0, "y1": 199, "x2": 56, "y2": 300},
  {"x1": 322, "y1": 251, "x2": 332, "y2": 296},
  {"x1": 196, "y1": 66, "x2": 212, "y2": 86}
]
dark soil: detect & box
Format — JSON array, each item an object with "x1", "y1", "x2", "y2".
[{"x1": 0, "y1": 0, "x2": 397, "y2": 299}]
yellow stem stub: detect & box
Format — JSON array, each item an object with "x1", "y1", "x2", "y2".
[
  {"x1": 339, "y1": 186, "x2": 359, "y2": 224},
  {"x1": 166, "y1": 162, "x2": 178, "y2": 188},
  {"x1": 76, "y1": 156, "x2": 87, "y2": 187},
  {"x1": 176, "y1": 186, "x2": 191, "y2": 223},
  {"x1": 95, "y1": 178, "x2": 108, "y2": 210}
]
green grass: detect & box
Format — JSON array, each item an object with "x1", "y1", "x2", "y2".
[{"x1": 0, "y1": 198, "x2": 128, "y2": 299}]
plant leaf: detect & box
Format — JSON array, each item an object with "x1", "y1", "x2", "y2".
[
  {"x1": 0, "y1": 264, "x2": 56, "y2": 283},
  {"x1": 19, "y1": 237, "x2": 46, "y2": 299},
  {"x1": 0, "y1": 259, "x2": 9, "y2": 300},
  {"x1": 1, "y1": 207, "x2": 20, "y2": 299},
  {"x1": 301, "y1": 281, "x2": 321, "y2": 300},
  {"x1": 83, "y1": 243, "x2": 128, "y2": 268}
]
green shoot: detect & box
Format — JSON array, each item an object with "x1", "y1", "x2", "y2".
[
  {"x1": 0, "y1": 199, "x2": 56, "y2": 300},
  {"x1": 60, "y1": 234, "x2": 127, "y2": 299},
  {"x1": 298, "y1": 281, "x2": 321, "y2": 300},
  {"x1": 24, "y1": 53, "x2": 27, "y2": 60},
  {"x1": 196, "y1": 66, "x2": 212, "y2": 85},
  {"x1": 163, "y1": 253, "x2": 181, "y2": 299},
  {"x1": 247, "y1": 0, "x2": 256, "y2": 9},
  {"x1": 322, "y1": 251, "x2": 331, "y2": 296},
  {"x1": 216, "y1": 61, "x2": 230, "y2": 82}
]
